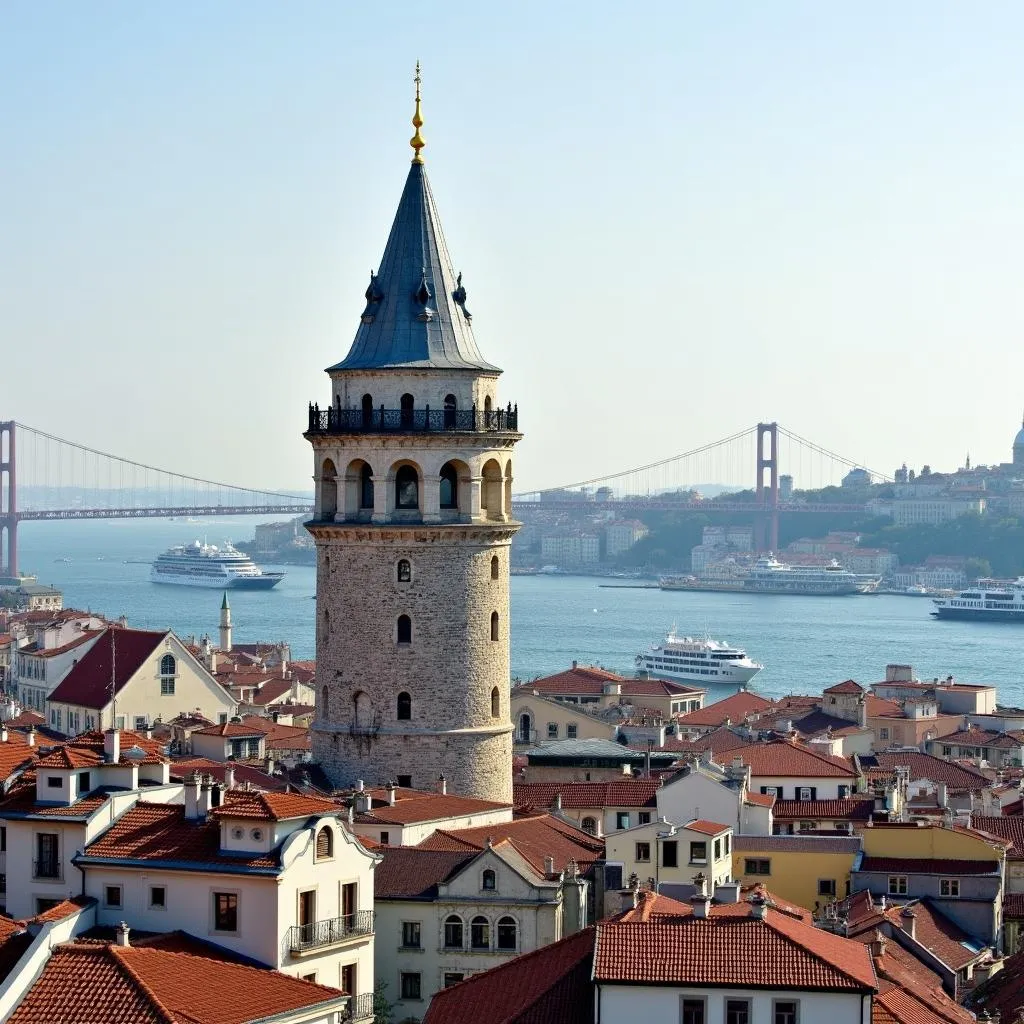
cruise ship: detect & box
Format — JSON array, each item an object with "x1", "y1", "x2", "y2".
[
  {"x1": 150, "y1": 542, "x2": 285, "y2": 590},
  {"x1": 660, "y1": 557, "x2": 873, "y2": 596},
  {"x1": 932, "y1": 579, "x2": 1024, "y2": 622},
  {"x1": 636, "y1": 631, "x2": 763, "y2": 685}
]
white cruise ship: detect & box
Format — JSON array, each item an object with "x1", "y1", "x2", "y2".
[
  {"x1": 150, "y1": 542, "x2": 285, "y2": 590},
  {"x1": 932, "y1": 579, "x2": 1024, "y2": 622},
  {"x1": 635, "y1": 631, "x2": 763, "y2": 685},
  {"x1": 742, "y1": 556, "x2": 866, "y2": 596}
]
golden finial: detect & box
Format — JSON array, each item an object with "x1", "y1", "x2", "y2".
[{"x1": 410, "y1": 61, "x2": 425, "y2": 164}]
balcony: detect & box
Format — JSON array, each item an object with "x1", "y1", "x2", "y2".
[
  {"x1": 340, "y1": 992, "x2": 376, "y2": 1023},
  {"x1": 306, "y1": 404, "x2": 519, "y2": 436},
  {"x1": 288, "y1": 910, "x2": 375, "y2": 954},
  {"x1": 33, "y1": 858, "x2": 62, "y2": 882}
]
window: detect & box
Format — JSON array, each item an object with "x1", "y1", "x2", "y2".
[
  {"x1": 491, "y1": 686, "x2": 500, "y2": 718},
  {"x1": 490, "y1": 555, "x2": 500, "y2": 580},
  {"x1": 482, "y1": 869, "x2": 496, "y2": 891},
  {"x1": 662, "y1": 841, "x2": 678, "y2": 868},
  {"x1": 400, "y1": 972, "x2": 422, "y2": 1000},
  {"x1": 689, "y1": 841, "x2": 707, "y2": 865},
  {"x1": 681, "y1": 997, "x2": 706, "y2": 1024},
  {"x1": 799, "y1": 787, "x2": 815, "y2": 801},
  {"x1": 726, "y1": 999, "x2": 751, "y2": 1024},
  {"x1": 880, "y1": 728, "x2": 890, "y2": 740},
  {"x1": 745, "y1": 858, "x2": 771, "y2": 875},
  {"x1": 942, "y1": 745, "x2": 952, "y2": 757},
  {"x1": 490, "y1": 611, "x2": 499, "y2": 641},
  {"x1": 341, "y1": 963, "x2": 355, "y2": 996},
  {"x1": 444, "y1": 915, "x2": 464, "y2": 948},
  {"x1": 888, "y1": 876, "x2": 908, "y2": 896},
  {"x1": 159, "y1": 653, "x2": 176, "y2": 695},
  {"x1": 105, "y1": 885, "x2": 122, "y2": 908},
  {"x1": 380, "y1": 832, "x2": 390, "y2": 846},
  {"x1": 397, "y1": 774, "x2": 412, "y2": 789},
  {"x1": 315, "y1": 826, "x2": 334, "y2": 860},
  {"x1": 547, "y1": 723, "x2": 558, "y2": 739},
  {"x1": 79, "y1": 772, "x2": 91, "y2": 794},
  {"x1": 401, "y1": 921, "x2": 421, "y2": 948},
  {"x1": 320, "y1": 685, "x2": 329, "y2": 719},
  {"x1": 616, "y1": 812, "x2": 630, "y2": 830},
  {"x1": 0, "y1": 875, "x2": 5, "y2": 895},
  {"x1": 150, "y1": 886, "x2": 166, "y2": 909},
  {"x1": 444, "y1": 973, "x2": 464, "y2": 987},
  {"x1": 0, "y1": 827, "x2": 5, "y2": 853},
  {"x1": 46, "y1": 776, "x2": 62, "y2": 789},
  {"x1": 714, "y1": 838, "x2": 721, "y2": 860},
  {"x1": 725, "y1": 833, "x2": 730, "y2": 855},
  {"x1": 581, "y1": 817, "x2": 597, "y2": 835},
  {"x1": 496, "y1": 916, "x2": 517, "y2": 950},
  {"x1": 397, "y1": 559, "x2": 411, "y2": 582},
  {"x1": 397, "y1": 615, "x2": 412, "y2": 644},
  {"x1": 940, "y1": 878, "x2": 960, "y2": 897},
  {"x1": 214, "y1": 892, "x2": 239, "y2": 931},
  {"x1": 395, "y1": 465, "x2": 419, "y2": 509},
  {"x1": 635, "y1": 842, "x2": 651, "y2": 862},
  {"x1": 397, "y1": 692, "x2": 412, "y2": 720},
  {"x1": 638, "y1": 812, "x2": 652, "y2": 825},
  {"x1": 443, "y1": 394, "x2": 457, "y2": 429},
  {"x1": 360, "y1": 463, "x2": 374, "y2": 508},
  {"x1": 361, "y1": 393, "x2": 373, "y2": 427},
  {"x1": 440, "y1": 463, "x2": 458, "y2": 509},
  {"x1": 134, "y1": 716, "x2": 147, "y2": 731},
  {"x1": 400, "y1": 393, "x2": 414, "y2": 427},
  {"x1": 773, "y1": 1000, "x2": 799, "y2": 1024},
  {"x1": 818, "y1": 879, "x2": 837, "y2": 897},
  {"x1": 470, "y1": 916, "x2": 490, "y2": 949},
  {"x1": 301, "y1": 973, "x2": 317, "y2": 982},
  {"x1": 838, "y1": 785, "x2": 849, "y2": 798},
  {"x1": 35, "y1": 833, "x2": 60, "y2": 879}
]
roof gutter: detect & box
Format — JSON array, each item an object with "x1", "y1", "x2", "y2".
[{"x1": 72, "y1": 854, "x2": 281, "y2": 876}]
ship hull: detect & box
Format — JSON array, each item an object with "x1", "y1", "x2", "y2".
[
  {"x1": 932, "y1": 607, "x2": 1024, "y2": 622},
  {"x1": 636, "y1": 661, "x2": 762, "y2": 685},
  {"x1": 150, "y1": 572, "x2": 284, "y2": 589}
]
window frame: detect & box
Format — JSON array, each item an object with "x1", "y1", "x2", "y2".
[
  {"x1": 940, "y1": 878, "x2": 960, "y2": 898},
  {"x1": 399, "y1": 971, "x2": 422, "y2": 1001},
  {"x1": 149, "y1": 885, "x2": 167, "y2": 910},
  {"x1": 401, "y1": 921, "x2": 422, "y2": 949},
  {"x1": 745, "y1": 858, "x2": 771, "y2": 876},
  {"x1": 566, "y1": 723, "x2": 578, "y2": 739},
  {"x1": 481, "y1": 868, "x2": 497, "y2": 891},
  {"x1": 680, "y1": 995, "x2": 707, "y2": 1024},
  {"x1": 470, "y1": 915, "x2": 490, "y2": 950},
  {"x1": 662, "y1": 840, "x2": 678, "y2": 868},
  {"x1": 443, "y1": 914, "x2": 464, "y2": 949},
  {"x1": 616, "y1": 812, "x2": 630, "y2": 831},
  {"x1": 496, "y1": 915, "x2": 517, "y2": 951},
  {"x1": 689, "y1": 840, "x2": 708, "y2": 865},
  {"x1": 104, "y1": 884, "x2": 123, "y2": 909},
  {"x1": 635, "y1": 841, "x2": 651, "y2": 863},
  {"x1": 888, "y1": 875, "x2": 908, "y2": 896},
  {"x1": 726, "y1": 998, "x2": 752, "y2": 1024},
  {"x1": 773, "y1": 998, "x2": 800, "y2": 1024},
  {"x1": 212, "y1": 890, "x2": 240, "y2": 933},
  {"x1": 818, "y1": 878, "x2": 837, "y2": 897}
]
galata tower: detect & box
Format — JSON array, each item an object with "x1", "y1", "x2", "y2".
[{"x1": 305, "y1": 68, "x2": 519, "y2": 802}]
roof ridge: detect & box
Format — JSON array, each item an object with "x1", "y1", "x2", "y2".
[
  {"x1": 763, "y1": 913, "x2": 877, "y2": 991},
  {"x1": 107, "y1": 945, "x2": 179, "y2": 1024}
]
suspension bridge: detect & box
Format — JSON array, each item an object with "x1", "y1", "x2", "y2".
[{"x1": 0, "y1": 419, "x2": 889, "y2": 578}]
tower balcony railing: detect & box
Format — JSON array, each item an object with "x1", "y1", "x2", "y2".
[{"x1": 307, "y1": 403, "x2": 518, "y2": 436}]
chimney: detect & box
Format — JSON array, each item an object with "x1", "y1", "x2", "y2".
[
  {"x1": 184, "y1": 771, "x2": 202, "y2": 820},
  {"x1": 264, "y1": 756, "x2": 275, "y2": 776},
  {"x1": 572, "y1": 660, "x2": 578, "y2": 670},
  {"x1": 437, "y1": 774, "x2": 447, "y2": 796},
  {"x1": 104, "y1": 728, "x2": 120, "y2": 764},
  {"x1": 197, "y1": 774, "x2": 214, "y2": 820},
  {"x1": 387, "y1": 782, "x2": 396, "y2": 806},
  {"x1": 224, "y1": 764, "x2": 236, "y2": 790},
  {"x1": 0, "y1": 725, "x2": 7, "y2": 743},
  {"x1": 750, "y1": 893, "x2": 768, "y2": 920},
  {"x1": 901, "y1": 906, "x2": 916, "y2": 940},
  {"x1": 354, "y1": 791, "x2": 372, "y2": 813},
  {"x1": 690, "y1": 872, "x2": 711, "y2": 918},
  {"x1": 115, "y1": 922, "x2": 130, "y2": 947},
  {"x1": 544, "y1": 855, "x2": 556, "y2": 875},
  {"x1": 27, "y1": 727, "x2": 35, "y2": 747},
  {"x1": 553, "y1": 791, "x2": 562, "y2": 811},
  {"x1": 714, "y1": 880, "x2": 742, "y2": 904},
  {"x1": 870, "y1": 928, "x2": 887, "y2": 958},
  {"x1": 857, "y1": 696, "x2": 867, "y2": 729}
]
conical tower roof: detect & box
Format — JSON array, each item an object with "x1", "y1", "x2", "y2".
[{"x1": 329, "y1": 155, "x2": 498, "y2": 373}]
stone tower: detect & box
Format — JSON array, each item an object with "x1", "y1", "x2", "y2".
[{"x1": 305, "y1": 70, "x2": 520, "y2": 803}]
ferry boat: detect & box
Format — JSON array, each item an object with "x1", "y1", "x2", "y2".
[
  {"x1": 635, "y1": 630, "x2": 763, "y2": 685},
  {"x1": 931, "y1": 579, "x2": 1024, "y2": 622},
  {"x1": 150, "y1": 542, "x2": 285, "y2": 590}
]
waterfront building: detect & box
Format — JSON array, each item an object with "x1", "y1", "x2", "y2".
[
  {"x1": 304, "y1": 72, "x2": 519, "y2": 803},
  {"x1": 604, "y1": 519, "x2": 648, "y2": 557}
]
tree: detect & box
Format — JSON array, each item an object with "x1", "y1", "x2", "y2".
[{"x1": 373, "y1": 979, "x2": 396, "y2": 1024}]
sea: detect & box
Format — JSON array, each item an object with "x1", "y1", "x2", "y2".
[{"x1": 16, "y1": 518, "x2": 1024, "y2": 707}]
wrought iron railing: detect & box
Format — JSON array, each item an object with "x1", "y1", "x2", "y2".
[
  {"x1": 33, "y1": 858, "x2": 61, "y2": 881},
  {"x1": 307, "y1": 404, "x2": 519, "y2": 435},
  {"x1": 339, "y1": 992, "x2": 376, "y2": 1022},
  {"x1": 288, "y1": 910, "x2": 375, "y2": 952}
]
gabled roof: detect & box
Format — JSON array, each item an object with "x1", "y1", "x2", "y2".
[
  {"x1": 727, "y1": 739, "x2": 856, "y2": 778},
  {"x1": 211, "y1": 791, "x2": 339, "y2": 822},
  {"x1": 970, "y1": 814, "x2": 1024, "y2": 859},
  {"x1": 675, "y1": 690, "x2": 775, "y2": 728},
  {"x1": 355, "y1": 791, "x2": 510, "y2": 825},
  {"x1": 47, "y1": 628, "x2": 166, "y2": 709},
  {"x1": 329, "y1": 160, "x2": 499, "y2": 373},
  {"x1": 517, "y1": 666, "x2": 700, "y2": 699},
  {"x1": 374, "y1": 847, "x2": 477, "y2": 899},
  {"x1": 825, "y1": 680, "x2": 865, "y2": 695},
  {"x1": 858, "y1": 857, "x2": 1000, "y2": 876},
  {"x1": 33, "y1": 730, "x2": 166, "y2": 769},
  {"x1": 7, "y1": 941, "x2": 345, "y2": 1024},
  {"x1": 192, "y1": 721, "x2": 265, "y2": 738},
  {"x1": 965, "y1": 947, "x2": 1024, "y2": 1023},
  {"x1": 685, "y1": 818, "x2": 731, "y2": 836},
  {"x1": 513, "y1": 780, "x2": 661, "y2": 811},
  {"x1": 942, "y1": 727, "x2": 1023, "y2": 749},
  {"x1": 169, "y1": 757, "x2": 287, "y2": 793},
  {"x1": 858, "y1": 752, "x2": 990, "y2": 793},
  {"x1": 773, "y1": 797, "x2": 876, "y2": 821}
]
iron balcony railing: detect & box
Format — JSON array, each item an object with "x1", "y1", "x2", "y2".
[
  {"x1": 307, "y1": 403, "x2": 519, "y2": 435},
  {"x1": 340, "y1": 992, "x2": 376, "y2": 1023},
  {"x1": 288, "y1": 910, "x2": 375, "y2": 952},
  {"x1": 33, "y1": 858, "x2": 62, "y2": 881}
]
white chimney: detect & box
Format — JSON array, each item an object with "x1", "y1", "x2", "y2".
[
  {"x1": 750, "y1": 894, "x2": 768, "y2": 920},
  {"x1": 714, "y1": 881, "x2": 742, "y2": 904},
  {"x1": 690, "y1": 893, "x2": 711, "y2": 918},
  {"x1": 387, "y1": 783, "x2": 396, "y2": 806},
  {"x1": 355, "y1": 779, "x2": 365, "y2": 792},
  {"x1": 27, "y1": 728, "x2": 35, "y2": 748},
  {"x1": 1, "y1": 725, "x2": 7, "y2": 743},
  {"x1": 116, "y1": 922, "x2": 130, "y2": 947},
  {"x1": 104, "y1": 729, "x2": 120, "y2": 764},
  {"x1": 901, "y1": 906, "x2": 916, "y2": 940},
  {"x1": 544, "y1": 856, "x2": 556, "y2": 875},
  {"x1": 224, "y1": 765, "x2": 236, "y2": 790},
  {"x1": 437, "y1": 774, "x2": 447, "y2": 795},
  {"x1": 184, "y1": 772, "x2": 202, "y2": 820}
]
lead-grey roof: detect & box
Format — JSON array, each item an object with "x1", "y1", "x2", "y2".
[{"x1": 329, "y1": 161, "x2": 500, "y2": 374}]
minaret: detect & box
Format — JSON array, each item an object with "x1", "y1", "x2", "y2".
[
  {"x1": 304, "y1": 67, "x2": 520, "y2": 802},
  {"x1": 219, "y1": 592, "x2": 232, "y2": 653}
]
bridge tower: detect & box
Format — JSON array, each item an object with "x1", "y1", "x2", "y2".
[
  {"x1": 0, "y1": 421, "x2": 16, "y2": 580},
  {"x1": 304, "y1": 69, "x2": 520, "y2": 803},
  {"x1": 754, "y1": 421, "x2": 779, "y2": 553}
]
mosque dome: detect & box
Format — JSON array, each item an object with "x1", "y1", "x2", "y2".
[{"x1": 1015, "y1": 423, "x2": 1024, "y2": 450}]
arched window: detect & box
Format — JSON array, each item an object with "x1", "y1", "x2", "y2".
[
  {"x1": 395, "y1": 466, "x2": 419, "y2": 510},
  {"x1": 482, "y1": 869, "x2": 496, "y2": 891},
  {"x1": 397, "y1": 692, "x2": 412, "y2": 720},
  {"x1": 581, "y1": 817, "x2": 598, "y2": 835},
  {"x1": 397, "y1": 615, "x2": 412, "y2": 644},
  {"x1": 490, "y1": 611, "x2": 499, "y2": 642},
  {"x1": 160, "y1": 654, "x2": 175, "y2": 676},
  {"x1": 490, "y1": 555, "x2": 499, "y2": 580},
  {"x1": 320, "y1": 685, "x2": 329, "y2": 719},
  {"x1": 400, "y1": 393, "x2": 414, "y2": 428},
  {"x1": 518, "y1": 713, "x2": 532, "y2": 743},
  {"x1": 397, "y1": 559, "x2": 412, "y2": 583},
  {"x1": 444, "y1": 915, "x2": 463, "y2": 949},
  {"x1": 361, "y1": 393, "x2": 373, "y2": 427},
  {"x1": 321, "y1": 458, "x2": 338, "y2": 521},
  {"x1": 439, "y1": 463, "x2": 458, "y2": 510},
  {"x1": 484, "y1": 395, "x2": 493, "y2": 414},
  {"x1": 353, "y1": 691, "x2": 370, "y2": 728},
  {"x1": 443, "y1": 393, "x2": 457, "y2": 428},
  {"x1": 159, "y1": 654, "x2": 176, "y2": 695},
  {"x1": 316, "y1": 826, "x2": 334, "y2": 859},
  {"x1": 470, "y1": 916, "x2": 490, "y2": 949},
  {"x1": 360, "y1": 464, "x2": 374, "y2": 509},
  {"x1": 491, "y1": 686, "x2": 500, "y2": 718},
  {"x1": 497, "y1": 916, "x2": 517, "y2": 950}
]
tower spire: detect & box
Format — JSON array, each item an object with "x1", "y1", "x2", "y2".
[{"x1": 410, "y1": 61, "x2": 425, "y2": 164}]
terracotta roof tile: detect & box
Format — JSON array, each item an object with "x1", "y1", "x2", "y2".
[
  {"x1": 169, "y1": 757, "x2": 287, "y2": 792},
  {"x1": 193, "y1": 721, "x2": 266, "y2": 738},
  {"x1": 773, "y1": 797, "x2": 876, "y2": 821},
  {"x1": 744, "y1": 790, "x2": 777, "y2": 807},
  {"x1": 733, "y1": 835, "x2": 862, "y2": 853},
  {"x1": 942, "y1": 728, "x2": 1023, "y2": 749},
  {"x1": 374, "y1": 848, "x2": 477, "y2": 898},
  {"x1": 513, "y1": 780, "x2": 660, "y2": 811},
  {"x1": 825, "y1": 680, "x2": 866, "y2": 695},
  {"x1": 859, "y1": 753, "x2": 990, "y2": 793},
  {"x1": 858, "y1": 857, "x2": 1000, "y2": 876},
  {"x1": 965, "y1": 947, "x2": 1024, "y2": 1022},
  {"x1": 675, "y1": 691, "x2": 775, "y2": 728},
  {"x1": 1004, "y1": 892, "x2": 1024, "y2": 919},
  {"x1": 47, "y1": 629, "x2": 167, "y2": 709},
  {"x1": 357, "y1": 791, "x2": 510, "y2": 825},
  {"x1": 970, "y1": 815, "x2": 1024, "y2": 859},
  {"x1": 20, "y1": 630, "x2": 102, "y2": 659},
  {"x1": 211, "y1": 791, "x2": 339, "y2": 822},
  {"x1": 685, "y1": 818, "x2": 731, "y2": 836},
  {"x1": 515, "y1": 666, "x2": 700, "y2": 699},
  {"x1": 728, "y1": 739, "x2": 857, "y2": 778}
]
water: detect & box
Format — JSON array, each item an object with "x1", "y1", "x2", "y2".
[{"x1": 18, "y1": 520, "x2": 1024, "y2": 706}]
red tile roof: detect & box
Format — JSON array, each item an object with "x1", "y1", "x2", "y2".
[
  {"x1": 20, "y1": 630, "x2": 101, "y2": 659},
  {"x1": 965, "y1": 947, "x2": 1024, "y2": 1023},
  {"x1": 374, "y1": 847, "x2": 477, "y2": 899},
  {"x1": 169, "y1": 757, "x2": 287, "y2": 792},
  {"x1": 859, "y1": 752, "x2": 990, "y2": 793},
  {"x1": 685, "y1": 818, "x2": 731, "y2": 836},
  {"x1": 858, "y1": 857, "x2": 1000, "y2": 876},
  {"x1": 614, "y1": 886, "x2": 812, "y2": 925},
  {"x1": 825, "y1": 680, "x2": 865, "y2": 695},
  {"x1": 675, "y1": 691, "x2": 775, "y2": 728},
  {"x1": 211, "y1": 791, "x2": 339, "y2": 822},
  {"x1": 517, "y1": 666, "x2": 700, "y2": 698},
  {"x1": 1003, "y1": 892, "x2": 1024, "y2": 920},
  {"x1": 513, "y1": 780, "x2": 660, "y2": 811},
  {"x1": 773, "y1": 797, "x2": 876, "y2": 821},
  {"x1": 0, "y1": 734, "x2": 37, "y2": 783},
  {"x1": 593, "y1": 911, "x2": 876, "y2": 990},
  {"x1": 970, "y1": 815, "x2": 1024, "y2": 859},
  {"x1": 193, "y1": 721, "x2": 265, "y2": 738},
  {"x1": 422, "y1": 927, "x2": 595, "y2": 1024},
  {"x1": 34, "y1": 730, "x2": 166, "y2": 769},
  {"x1": 47, "y1": 628, "x2": 166, "y2": 709},
  {"x1": 728, "y1": 739, "x2": 857, "y2": 778},
  {"x1": 7, "y1": 942, "x2": 344, "y2": 1024},
  {"x1": 942, "y1": 728, "x2": 1023, "y2": 750},
  {"x1": 357, "y1": 791, "x2": 511, "y2": 825},
  {"x1": 30, "y1": 895, "x2": 95, "y2": 924}
]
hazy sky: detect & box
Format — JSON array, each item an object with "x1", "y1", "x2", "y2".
[{"x1": 3, "y1": 2, "x2": 1023, "y2": 494}]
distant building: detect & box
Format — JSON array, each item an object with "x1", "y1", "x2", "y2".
[
  {"x1": 605, "y1": 520, "x2": 648, "y2": 557},
  {"x1": 779, "y1": 474, "x2": 793, "y2": 499},
  {"x1": 540, "y1": 531, "x2": 600, "y2": 566},
  {"x1": 891, "y1": 498, "x2": 984, "y2": 526},
  {"x1": 842, "y1": 468, "x2": 872, "y2": 489}
]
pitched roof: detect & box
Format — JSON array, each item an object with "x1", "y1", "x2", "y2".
[
  {"x1": 7, "y1": 942, "x2": 344, "y2": 1024},
  {"x1": 169, "y1": 757, "x2": 287, "y2": 792},
  {"x1": 965, "y1": 947, "x2": 1024, "y2": 1023},
  {"x1": 211, "y1": 791, "x2": 339, "y2": 822},
  {"x1": 192, "y1": 721, "x2": 265, "y2": 738},
  {"x1": 513, "y1": 780, "x2": 661, "y2": 811},
  {"x1": 674, "y1": 690, "x2": 775, "y2": 727},
  {"x1": 970, "y1": 814, "x2": 1024, "y2": 859},
  {"x1": 329, "y1": 160, "x2": 499, "y2": 373},
  {"x1": 422, "y1": 927, "x2": 595, "y2": 1024},
  {"x1": 858, "y1": 857, "x2": 1000, "y2": 876},
  {"x1": 374, "y1": 847, "x2": 477, "y2": 899},
  {"x1": 773, "y1": 797, "x2": 876, "y2": 821},
  {"x1": 517, "y1": 666, "x2": 699, "y2": 698},
  {"x1": 685, "y1": 819, "x2": 731, "y2": 836},
  {"x1": 34, "y1": 730, "x2": 166, "y2": 769},
  {"x1": 858, "y1": 752, "x2": 990, "y2": 793},
  {"x1": 356, "y1": 791, "x2": 510, "y2": 825},
  {"x1": 47, "y1": 628, "x2": 166, "y2": 709},
  {"x1": 727, "y1": 739, "x2": 856, "y2": 778},
  {"x1": 942, "y1": 727, "x2": 1023, "y2": 749},
  {"x1": 825, "y1": 680, "x2": 865, "y2": 695}
]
